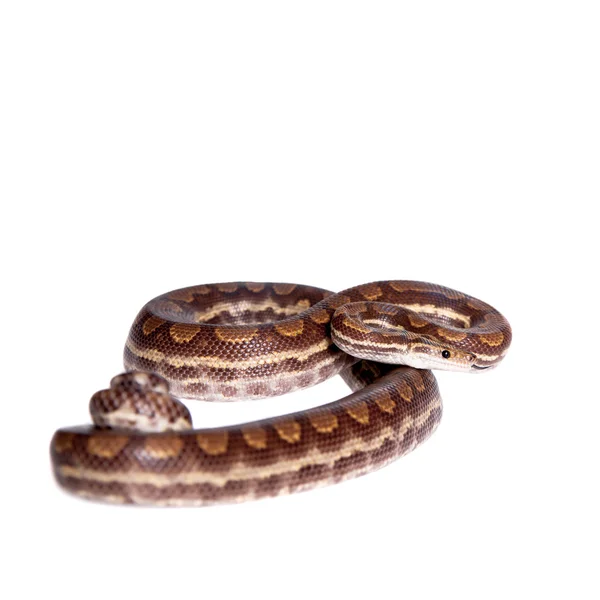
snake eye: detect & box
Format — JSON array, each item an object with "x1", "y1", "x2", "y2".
[{"x1": 441, "y1": 350, "x2": 451, "y2": 359}]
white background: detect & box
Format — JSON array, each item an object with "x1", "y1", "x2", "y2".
[{"x1": 1, "y1": 2, "x2": 598, "y2": 599}]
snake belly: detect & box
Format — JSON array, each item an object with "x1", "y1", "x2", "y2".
[{"x1": 50, "y1": 281, "x2": 511, "y2": 506}]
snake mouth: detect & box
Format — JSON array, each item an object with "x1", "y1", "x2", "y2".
[{"x1": 472, "y1": 364, "x2": 492, "y2": 370}]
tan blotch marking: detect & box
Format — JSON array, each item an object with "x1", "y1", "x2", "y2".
[
  {"x1": 242, "y1": 427, "x2": 268, "y2": 450},
  {"x1": 143, "y1": 316, "x2": 166, "y2": 336},
  {"x1": 275, "y1": 320, "x2": 304, "y2": 337},
  {"x1": 216, "y1": 282, "x2": 238, "y2": 293},
  {"x1": 360, "y1": 284, "x2": 383, "y2": 301},
  {"x1": 296, "y1": 298, "x2": 311, "y2": 309},
  {"x1": 409, "y1": 371, "x2": 426, "y2": 392},
  {"x1": 168, "y1": 289, "x2": 195, "y2": 302},
  {"x1": 328, "y1": 295, "x2": 352, "y2": 309},
  {"x1": 87, "y1": 435, "x2": 129, "y2": 458},
  {"x1": 196, "y1": 431, "x2": 229, "y2": 456},
  {"x1": 54, "y1": 433, "x2": 74, "y2": 453},
  {"x1": 274, "y1": 420, "x2": 302, "y2": 444},
  {"x1": 170, "y1": 323, "x2": 201, "y2": 343},
  {"x1": 467, "y1": 299, "x2": 486, "y2": 311},
  {"x1": 311, "y1": 309, "x2": 331, "y2": 324},
  {"x1": 407, "y1": 313, "x2": 430, "y2": 328},
  {"x1": 389, "y1": 281, "x2": 430, "y2": 294},
  {"x1": 346, "y1": 402, "x2": 370, "y2": 425},
  {"x1": 437, "y1": 328, "x2": 468, "y2": 342},
  {"x1": 342, "y1": 317, "x2": 372, "y2": 334},
  {"x1": 375, "y1": 392, "x2": 396, "y2": 414},
  {"x1": 478, "y1": 331, "x2": 505, "y2": 347},
  {"x1": 399, "y1": 381, "x2": 414, "y2": 402},
  {"x1": 215, "y1": 327, "x2": 258, "y2": 343},
  {"x1": 273, "y1": 283, "x2": 297, "y2": 295},
  {"x1": 245, "y1": 282, "x2": 265, "y2": 293},
  {"x1": 193, "y1": 285, "x2": 211, "y2": 295},
  {"x1": 309, "y1": 412, "x2": 339, "y2": 433},
  {"x1": 144, "y1": 436, "x2": 183, "y2": 459}
]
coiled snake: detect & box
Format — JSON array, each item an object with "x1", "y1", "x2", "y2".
[{"x1": 51, "y1": 281, "x2": 511, "y2": 506}]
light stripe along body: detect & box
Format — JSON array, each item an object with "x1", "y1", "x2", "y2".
[{"x1": 51, "y1": 281, "x2": 511, "y2": 506}]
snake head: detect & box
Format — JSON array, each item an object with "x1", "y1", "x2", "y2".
[{"x1": 404, "y1": 341, "x2": 481, "y2": 372}]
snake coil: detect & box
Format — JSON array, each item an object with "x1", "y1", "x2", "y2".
[{"x1": 51, "y1": 280, "x2": 511, "y2": 506}]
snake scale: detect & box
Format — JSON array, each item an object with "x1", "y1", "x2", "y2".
[{"x1": 51, "y1": 281, "x2": 511, "y2": 506}]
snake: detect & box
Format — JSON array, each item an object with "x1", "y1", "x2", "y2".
[{"x1": 50, "y1": 280, "x2": 511, "y2": 506}]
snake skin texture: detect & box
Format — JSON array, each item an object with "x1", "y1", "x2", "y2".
[{"x1": 51, "y1": 281, "x2": 511, "y2": 506}]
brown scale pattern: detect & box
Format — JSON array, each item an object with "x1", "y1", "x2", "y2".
[
  {"x1": 52, "y1": 365, "x2": 442, "y2": 505},
  {"x1": 330, "y1": 296, "x2": 511, "y2": 368},
  {"x1": 51, "y1": 281, "x2": 511, "y2": 506},
  {"x1": 89, "y1": 372, "x2": 192, "y2": 431}
]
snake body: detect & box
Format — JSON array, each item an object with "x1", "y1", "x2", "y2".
[{"x1": 51, "y1": 281, "x2": 511, "y2": 506}]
